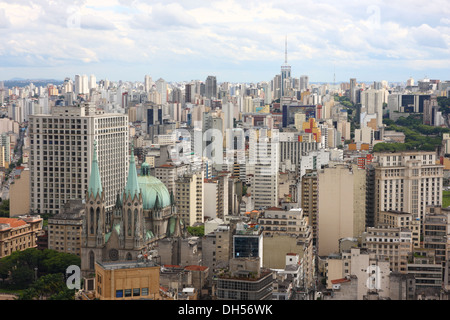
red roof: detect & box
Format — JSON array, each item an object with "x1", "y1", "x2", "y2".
[
  {"x1": 266, "y1": 207, "x2": 283, "y2": 211},
  {"x1": 184, "y1": 265, "x2": 208, "y2": 272},
  {"x1": 0, "y1": 218, "x2": 27, "y2": 229},
  {"x1": 163, "y1": 264, "x2": 182, "y2": 268},
  {"x1": 159, "y1": 164, "x2": 174, "y2": 168},
  {"x1": 331, "y1": 278, "x2": 350, "y2": 284}
]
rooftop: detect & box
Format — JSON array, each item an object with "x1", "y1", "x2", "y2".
[{"x1": 96, "y1": 259, "x2": 158, "y2": 270}]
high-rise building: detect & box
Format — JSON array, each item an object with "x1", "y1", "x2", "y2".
[
  {"x1": 175, "y1": 171, "x2": 204, "y2": 226},
  {"x1": 205, "y1": 76, "x2": 217, "y2": 100},
  {"x1": 423, "y1": 95, "x2": 439, "y2": 126},
  {"x1": 144, "y1": 75, "x2": 152, "y2": 93},
  {"x1": 372, "y1": 151, "x2": 443, "y2": 232},
  {"x1": 300, "y1": 75, "x2": 309, "y2": 91},
  {"x1": 29, "y1": 103, "x2": 129, "y2": 215},
  {"x1": 89, "y1": 74, "x2": 97, "y2": 91},
  {"x1": 251, "y1": 133, "x2": 279, "y2": 209},
  {"x1": 156, "y1": 78, "x2": 167, "y2": 105},
  {"x1": 301, "y1": 170, "x2": 319, "y2": 246},
  {"x1": 317, "y1": 164, "x2": 366, "y2": 256},
  {"x1": 350, "y1": 78, "x2": 357, "y2": 104}
]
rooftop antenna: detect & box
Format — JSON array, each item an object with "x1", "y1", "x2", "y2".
[
  {"x1": 333, "y1": 64, "x2": 336, "y2": 88},
  {"x1": 285, "y1": 35, "x2": 288, "y2": 64}
]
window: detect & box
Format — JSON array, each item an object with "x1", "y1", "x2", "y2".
[
  {"x1": 116, "y1": 290, "x2": 123, "y2": 298},
  {"x1": 133, "y1": 288, "x2": 140, "y2": 297},
  {"x1": 142, "y1": 288, "x2": 149, "y2": 296},
  {"x1": 124, "y1": 289, "x2": 132, "y2": 297}
]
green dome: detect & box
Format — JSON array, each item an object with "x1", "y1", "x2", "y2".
[{"x1": 137, "y1": 175, "x2": 171, "y2": 210}]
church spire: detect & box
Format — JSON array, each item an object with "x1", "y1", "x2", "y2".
[
  {"x1": 124, "y1": 144, "x2": 140, "y2": 200},
  {"x1": 88, "y1": 140, "x2": 102, "y2": 199}
]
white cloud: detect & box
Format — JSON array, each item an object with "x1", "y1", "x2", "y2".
[{"x1": 0, "y1": 0, "x2": 449, "y2": 82}]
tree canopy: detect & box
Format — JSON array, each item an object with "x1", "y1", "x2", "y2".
[{"x1": 0, "y1": 248, "x2": 80, "y2": 294}]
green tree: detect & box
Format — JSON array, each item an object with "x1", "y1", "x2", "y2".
[
  {"x1": 19, "y1": 273, "x2": 75, "y2": 300},
  {"x1": 10, "y1": 265, "x2": 35, "y2": 289},
  {"x1": 187, "y1": 225, "x2": 205, "y2": 237},
  {"x1": 0, "y1": 199, "x2": 10, "y2": 217}
]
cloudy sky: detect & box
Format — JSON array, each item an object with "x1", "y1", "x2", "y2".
[{"x1": 0, "y1": 0, "x2": 449, "y2": 84}]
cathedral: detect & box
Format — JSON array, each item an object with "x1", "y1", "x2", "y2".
[{"x1": 81, "y1": 142, "x2": 184, "y2": 276}]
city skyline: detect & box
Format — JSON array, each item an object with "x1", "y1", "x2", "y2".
[{"x1": 0, "y1": 0, "x2": 449, "y2": 83}]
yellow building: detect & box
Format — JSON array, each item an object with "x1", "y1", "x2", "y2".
[
  {"x1": 0, "y1": 215, "x2": 43, "y2": 258},
  {"x1": 94, "y1": 259, "x2": 161, "y2": 300},
  {"x1": 302, "y1": 118, "x2": 321, "y2": 143}
]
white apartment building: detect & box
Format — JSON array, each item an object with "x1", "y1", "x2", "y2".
[
  {"x1": 250, "y1": 134, "x2": 280, "y2": 209},
  {"x1": 175, "y1": 171, "x2": 204, "y2": 226},
  {"x1": 372, "y1": 152, "x2": 444, "y2": 229},
  {"x1": 29, "y1": 103, "x2": 128, "y2": 215}
]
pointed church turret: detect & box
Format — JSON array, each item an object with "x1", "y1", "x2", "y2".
[
  {"x1": 124, "y1": 145, "x2": 141, "y2": 200},
  {"x1": 88, "y1": 140, "x2": 103, "y2": 199}
]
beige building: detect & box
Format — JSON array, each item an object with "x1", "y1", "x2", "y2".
[
  {"x1": 301, "y1": 170, "x2": 318, "y2": 246},
  {"x1": 372, "y1": 151, "x2": 443, "y2": 232},
  {"x1": 423, "y1": 206, "x2": 450, "y2": 264},
  {"x1": 317, "y1": 164, "x2": 366, "y2": 256},
  {"x1": 379, "y1": 210, "x2": 421, "y2": 249},
  {"x1": 94, "y1": 259, "x2": 160, "y2": 300},
  {"x1": 154, "y1": 163, "x2": 188, "y2": 195},
  {"x1": 259, "y1": 207, "x2": 309, "y2": 238},
  {"x1": 0, "y1": 215, "x2": 43, "y2": 258},
  {"x1": 326, "y1": 248, "x2": 391, "y2": 300},
  {"x1": 47, "y1": 199, "x2": 84, "y2": 257},
  {"x1": 175, "y1": 171, "x2": 204, "y2": 226},
  {"x1": 9, "y1": 168, "x2": 30, "y2": 217},
  {"x1": 363, "y1": 226, "x2": 412, "y2": 273}
]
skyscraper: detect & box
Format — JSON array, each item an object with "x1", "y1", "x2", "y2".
[
  {"x1": 350, "y1": 78, "x2": 357, "y2": 104},
  {"x1": 205, "y1": 76, "x2": 217, "y2": 100},
  {"x1": 300, "y1": 75, "x2": 309, "y2": 91},
  {"x1": 156, "y1": 78, "x2": 167, "y2": 105},
  {"x1": 89, "y1": 74, "x2": 97, "y2": 91},
  {"x1": 144, "y1": 75, "x2": 152, "y2": 93},
  {"x1": 29, "y1": 103, "x2": 129, "y2": 215},
  {"x1": 251, "y1": 132, "x2": 279, "y2": 209}
]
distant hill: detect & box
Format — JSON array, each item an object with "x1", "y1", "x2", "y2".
[{"x1": 2, "y1": 79, "x2": 64, "y2": 88}]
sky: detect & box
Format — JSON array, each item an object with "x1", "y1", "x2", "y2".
[{"x1": 0, "y1": 0, "x2": 449, "y2": 84}]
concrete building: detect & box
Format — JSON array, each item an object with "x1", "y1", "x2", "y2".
[
  {"x1": 0, "y1": 215, "x2": 43, "y2": 258},
  {"x1": 372, "y1": 151, "x2": 444, "y2": 232},
  {"x1": 325, "y1": 248, "x2": 391, "y2": 300},
  {"x1": 175, "y1": 171, "x2": 204, "y2": 226},
  {"x1": 154, "y1": 163, "x2": 188, "y2": 195},
  {"x1": 301, "y1": 170, "x2": 318, "y2": 246},
  {"x1": 378, "y1": 210, "x2": 421, "y2": 249},
  {"x1": 29, "y1": 103, "x2": 128, "y2": 215},
  {"x1": 317, "y1": 164, "x2": 366, "y2": 256},
  {"x1": 215, "y1": 257, "x2": 274, "y2": 300},
  {"x1": 47, "y1": 199, "x2": 84, "y2": 256},
  {"x1": 422, "y1": 206, "x2": 450, "y2": 264},
  {"x1": 251, "y1": 134, "x2": 279, "y2": 209},
  {"x1": 363, "y1": 226, "x2": 412, "y2": 273},
  {"x1": 9, "y1": 168, "x2": 30, "y2": 217},
  {"x1": 94, "y1": 259, "x2": 160, "y2": 300}
]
